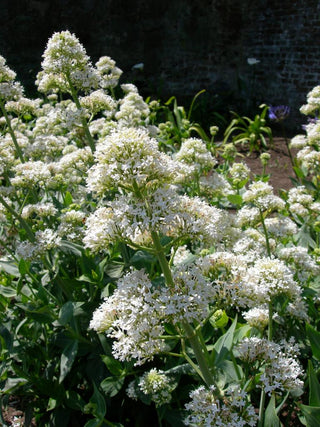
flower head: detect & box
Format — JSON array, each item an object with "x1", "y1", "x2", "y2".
[{"x1": 268, "y1": 105, "x2": 290, "y2": 122}]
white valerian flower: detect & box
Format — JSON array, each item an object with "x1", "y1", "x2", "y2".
[
  {"x1": 242, "y1": 256, "x2": 302, "y2": 304},
  {"x1": 199, "y1": 172, "x2": 234, "y2": 197},
  {"x1": 264, "y1": 216, "x2": 298, "y2": 238},
  {"x1": 171, "y1": 245, "x2": 193, "y2": 266},
  {"x1": 37, "y1": 30, "x2": 100, "y2": 93},
  {"x1": 137, "y1": 368, "x2": 174, "y2": 407},
  {"x1": 236, "y1": 205, "x2": 261, "y2": 227},
  {"x1": 287, "y1": 186, "x2": 314, "y2": 216},
  {"x1": 243, "y1": 305, "x2": 269, "y2": 330},
  {"x1": 228, "y1": 162, "x2": 251, "y2": 183},
  {"x1": 174, "y1": 138, "x2": 217, "y2": 173},
  {"x1": 237, "y1": 337, "x2": 304, "y2": 395},
  {"x1": 58, "y1": 209, "x2": 86, "y2": 241},
  {"x1": 5, "y1": 97, "x2": 42, "y2": 116},
  {"x1": 290, "y1": 134, "x2": 307, "y2": 149},
  {"x1": 96, "y1": 56, "x2": 123, "y2": 89},
  {"x1": 16, "y1": 229, "x2": 61, "y2": 260},
  {"x1": 11, "y1": 160, "x2": 52, "y2": 188},
  {"x1": 87, "y1": 126, "x2": 179, "y2": 194},
  {"x1": 25, "y1": 134, "x2": 68, "y2": 161},
  {"x1": 184, "y1": 385, "x2": 258, "y2": 426},
  {"x1": 0, "y1": 55, "x2": 24, "y2": 101},
  {"x1": 300, "y1": 85, "x2": 320, "y2": 116},
  {"x1": 115, "y1": 88, "x2": 150, "y2": 126},
  {"x1": 21, "y1": 202, "x2": 57, "y2": 219},
  {"x1": 80, "y1": 89, "x2": 117, "y2": 117},
  {"x1": 160, "y1": 264, "x2": 213, "y2": 324},
  {"x1": 278, "y1": 246, "x2": 320, "y2": 281},
  {"x1": 243, "y1": 181, "x2": 285, "y2": 212},
  {"x1": 84, "y1": 185, "x2": 229, "y2": 250},
  {"x1": 89, "y1": 269, "x2": 166, "y2": 365}
]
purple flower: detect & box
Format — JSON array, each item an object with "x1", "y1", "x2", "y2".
[{"x1": 268, "y1": 105, "x2": 290, "y2": 122}]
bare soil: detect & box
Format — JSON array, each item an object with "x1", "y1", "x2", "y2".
[{"x1": 238, "y1": 137, "x2": 296, "y2": 193}]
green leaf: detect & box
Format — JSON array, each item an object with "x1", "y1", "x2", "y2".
[
  {"x1": 306, "y1": 323, "x2": 320, "y2": 360},
  {"x1": 211, "y1": 316, "x2": 237, "y2": 367},
  {"x1": 84, "y1": 420, "x2": 103, "y2": 427},
  {"x1": 58, "y1": 301, "x2": 85, "y2": 326},
  {"x1": 2, "y1": 377, "x2": 28, "y2": 393},
  {"x1": 59, "y1": 340, "x2": 78, "y2": 383},
  {"x1": 65, "y1": 390, "x2": 86, "y2": 411},
  {"x1": 101, "y1": 355, "x2": 123, "y2": 376},
  {"x1": 130, "y1": 250, "x2": 156, "y2": 269},
  {"x1": 264, "y1": 394, "x2": 281, "y2": 427},
  {"x1": 18, "y1": 258, "x2": 30, "y2": 276},
  {"x1": 227, "y1": 194, "x2": 243, "y2": 205},
  {"x1": 298, "y1": 403, "x2": 320, "y2": 426},
  {"x1": 100, "y1": 376, "x2": 125, "y2": 398},
  {"x1": 308, "y1": 360, "x2": 320, "y2": 406},
  {"x1": 64, "y1": 191, "x2": 73, "y2": 206},
  {"x1": 91, "y1": 382, "x2": 107, "y2": 419},
  {"x1": 0, "y1": 285, "x2": 16, "y2": 297},
  {"x1": 0, "y1": 258, "x2": 19, "y2": 276},
  {"x1": 59, "y1": 240, "x2": 84, "y2": 256},
  {"x1": 295, "y1": 225, "x2": 316, "y2": 249}
]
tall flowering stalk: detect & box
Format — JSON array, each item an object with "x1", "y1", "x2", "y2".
[
  {"x1": 85, "y1": 126, "x2": 226, "y2": 390},
  {"x1": 36, "y1": 31, "x2": 102, "y2": 152}
]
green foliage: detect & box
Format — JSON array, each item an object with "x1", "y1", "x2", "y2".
[{"x1": 223, "y1": 104, "x2": 273, "y2": 153}]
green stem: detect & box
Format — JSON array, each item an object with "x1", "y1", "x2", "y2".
[
  {"x1": 260, "y1": 209, "x2": 271, "y2": 256},
  {"x1": 258, "y1": 303, "x2": 274, "y2": 425},
  {"x1": 65, "y1": 74, "x2": 96, "y2": 152},
  {"x1": 150, "y1": 229, "x2": 218, "y2": 389},
  {"x1": 258, "y1": 389, "x2": 266, "y2": 427},
  {"x1": 268, "y1": 302, "x2": 273, "y2": 341},
  {"x1": 0, "y1": 100, "x2": 25, "y2": 163},
  {"x1": 0, "y1": 193, "x2": 35, "y2": 242}
]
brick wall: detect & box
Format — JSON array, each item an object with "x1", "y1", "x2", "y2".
[{"x1": 1, "y1": 0, "x2": 320, "y2": 129}]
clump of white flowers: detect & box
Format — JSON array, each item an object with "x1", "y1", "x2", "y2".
[
  {"x1": 0, "y1": 55, "x2": 24, "y2": 101},
  {"x1": 89, "y1": 269, "x2": 166, "y2": 365},
  {"x1": 184, "y1": 385, "x2": 258, "y2": 426},
  {"x1": 37, "y1": 30, "x2": 100, "y2": 93},
  {"x1": 243, "y1": 181, "x2": 285, "y2": 212},
  {"x1": 236, "y1": 337, "x2": 303, "y2": 395},
  {"x1": 136, "y1": 368, "x2": 175, "y2": 407},
  {"x1": 174, "y1": 137, "x2": 217, "y2": 176}
]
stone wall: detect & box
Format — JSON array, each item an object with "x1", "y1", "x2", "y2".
[{"x1": 1, "y1": 0, "x2": 320, "y2": 129}]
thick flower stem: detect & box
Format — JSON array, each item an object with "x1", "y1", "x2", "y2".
[
  {"x1": 0, "y1": 100, "x2": 25, "y2": 163},
  {"x1": 150, "y1": 229, "x2": 218, "y2": 390}
]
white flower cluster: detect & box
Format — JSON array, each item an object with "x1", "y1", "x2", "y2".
[
  {"x1": 37, "y1": 30, "x2": 100, "y2": 93},
  {"x1": 0, "y1": 55, "x2": 24, "y2": 101},
  {"x1": 89, "y1": 269, "x2": 166, "y2": 365},
  {"x1": 87, "y1": 127, "x2": 178, "y2": 194},
  {"x1": 16, "y1": 228, "x2": 61, "y2": 260},
  {"x1": 174, "y1": 137, "x2": 217, "y2": 175},
  {"x1": 237, "y1": 337, "x2": 303, "y2": 395},
  {"x1": 243, "y1": 181, "x2": 285, "y2": 212},
  {"x1": 198, "y1": 251, "x2": 307, "y2": 318},
  {"x1": 184, "y1": 385, "x2": 258, "y2": 426},
  {"x1": 138, "y1": 368, "x2": 174, "y2": 407},
  {"x1": 115, "y1": 84, "x2": 150, "y2": 126},
  {"x1": 300, "y1": 85, "x2": 320, "y2": 116}
]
